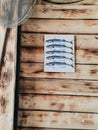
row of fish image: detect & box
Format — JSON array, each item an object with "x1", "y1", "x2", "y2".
[
  {"x1": 46, "y1": 54, "x2": 74, "y2": 68},
  {"x1": 46, "y1": 55, "x2": 73, "y2": 63},
  {"x1": 46, "y1": 49, "x2": 74, "y2": 62},
  {"x1": 46, "y1": 38, "x2": 73, "y2": 45},
  {"x1": 45, "y1": 38, "x2": 74, "y2": 56},
  {"x1": 46, "y1": 38, "x2": 73, "y2": 51},
  {"x1": 46, "y1": 61, "x2": 74, "y2": 68},
  {"x1": 45, "y1": 39, "x2": 74, "y2": 68},
  {"x1": 46, "y1": 50, "x2": 73, "y2": 56}
]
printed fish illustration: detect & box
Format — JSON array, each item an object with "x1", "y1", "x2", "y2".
[
  {"x1": 46, "y1": 39, "x2": 73, "y2": 44},
  {"x1": 46, "y1": 55, "x2": 73, "y2": 61},
  {"x1": 46, "y1": 50, "x2": 73, "y2": 55},
  {"x1": 46, "y1": 44, "x2": 73, "y2": 50},
  {"x1": 46, "y1": 62, "x2": 74, "y2": 68},
  {"x1": 46, "y1": 39, "x2": 65, "y2": 43}
]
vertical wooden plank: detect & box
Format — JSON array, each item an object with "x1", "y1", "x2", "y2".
[
  {"x1": 0, "y1": 0, "x2": 18, "y2": 129},
  {"x1": 0, "y1": 27, "x2": 17, "y2": 130}
]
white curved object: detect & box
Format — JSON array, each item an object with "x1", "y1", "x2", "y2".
[{"x1": 0, "y1": 0, "x2": 36, "y2": 28}]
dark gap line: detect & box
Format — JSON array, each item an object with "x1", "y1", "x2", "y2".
[
  {"x1": 21, "y1": 32, "x2": 98, "y2": 35},
  {"x1": 14, "y1": 26, "x2": 22, "y2": 130},
  {"x1": 19, "y1": 76, "x2": 98, "y2": 81},
  {"x1": 18, "y1": 109, "x2": 98, "y2": 114},
  {"x1": 18, "y1": 126, "x2": 90, "y2": 130},
  {"x1": 21, "y1": 31, "x2": 98, "y2": 35},
  {"x1": 18, "y1": 93, "x2": 98, "y2": 97},
  {"x1": 27, "y1": 18, "x2": 98, "y2": 20}
]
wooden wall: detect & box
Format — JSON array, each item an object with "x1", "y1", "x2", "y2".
[{"x1": 18, "y1": 0, "x2": 98, "y2": 129}]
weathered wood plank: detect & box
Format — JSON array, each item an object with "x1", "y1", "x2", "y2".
[
  {"x1": 21, "y1": 33, "x2": 98, "y2": 49},
  {"x1": 20, "y1": 63, "x2": 98, "y2": 80},
  {"x1": 21, "y1": 47, "x2": 98, "y2": 64},
  {"x1": 22, "y1": 19, "x2": 98, "y2": 34},
  {"x1": 0, "y1": 27, "x2": 17, "y2": 130},
  {"x1": 19, "y1": 94, "x2": 98, "y2": 113},
  {"x1": 18, "y1": 111, "x2": 98, "y2": 129},
  {"x1": 21, "y1": 33, "x2": 98, "y2": 64},
  {"x1": 31, "y1": 5, "x2": 98, "y2": 19},
  {"x1": 18, "y1": 128, "x2": 75, "y2": 130},
  {"x1": 21, "y1": 33, "x2": 43, "y2": 47},
  {"x1": 19, "y1": 79, "x2": 98, "y2": 96}
]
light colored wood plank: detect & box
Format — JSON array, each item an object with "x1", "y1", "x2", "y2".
[
  {"x1": 19, "y1": 79, "x2": 98, "y2": 96},
  {"x1": 21, "y1": 33, "x2": 43, "y2": 47},
  {"x1": 31, "y1": 5, "x2": 98, "y2": 19},
  {"x1": 18, "y1": 111, "x2": 98, "y2": 129},
  {"x1": 21, "y1": 34, "x2": 98, "y2": 64},
  {"x1": 21, "y1": 33, "x2": 98, "y2": 49},
  {"x1": 20, "y1": 63, "x2": 98, "y2": 80},
  {"x1": 21, "y1": 47, "x2": 98, "y2": 64},
  {"x1": 22, "y1": 19, "x2": 98, "y2": 34},
  {"x1": 19, "y1": 94, "x2": 98, "y2": 113},
  {"x1": 0, "y1": 27, "x2": 17, "y2": 130},
  {"x1": 18, "y1": 128, "x2": 74, "y2": 130}
]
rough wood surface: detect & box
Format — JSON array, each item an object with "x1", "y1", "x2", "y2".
[
  {"x1": 20, "y1": 63, "x2": 98, "y2": 80},
  {"x1": 0, "y1": 27, "x2": 17, "y2": 130},
  {"x1": 19, "y1": 79, "x2": 98, "y2": 96},
  {"x1": 18, "y1": 128, "x2": 75, "y2": 130},
  {"x1": 31, "y1": 5, "x2": 98, "y2": 19},
  {"x1": 21, "y1": 33, "x2": 98, "y2": 49},
  {"x1": 21, "y1": 33, "x2": 98, "y2": 64},
  {"x1": 21, "y1": 47, "x2": 98, "y2": 64},
  {"x1": 22, "y1": 19, "x2": 98, "y2": 34},
  {"x1": 19, "y1": 94, "x2": 98, "y2": 113},
  {"x1": 18, "y1": 111, "x2": 98, "y2": 129}
]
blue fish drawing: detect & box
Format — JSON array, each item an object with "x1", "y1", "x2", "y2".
[
  {"x1": 46, "y1": 62, "x2": 74, "y2": 68},
  {"x1": 46, "y1": 50, "x2": 73, "y2": 55},
  {"x1": 46, "y1": 55, "x2": 73, "y2": 61},
  {"x1": 46, "y1": 39, "x2": 66, "y2": 43},
  {"x1": 46, "y1": 39, "x2": 73, "y2": 45},
  {"x1": 46, "y1": 44, "x2": 73, "y2": 50}
]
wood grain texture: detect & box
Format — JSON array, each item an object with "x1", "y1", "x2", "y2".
[
  {"x1": 19, "y1": 94, "x2": 98, "y2": 113},
  {"x1": 20, "y1": 63, "x2": 98, "y2": 80},
  {"x1": 0, "y1": 27, "x2": 17, "y2": 130},
  {"x1": 21, "y1": 47, "x2": 98, "y2": 64},
  {"x1": 31, "y1": 5, "x2": 98, "y2": 19},
  {"x1": 19, "y1": 79, "x2": 98, "y2": 96},
  {"x1": 21, "y1": 33, "x2": 98, "y2": 64},
  {"x1": 18, "y1": 128, "x2": 75, "y2": 130},
  {"x1": 18, "y1": 111, "x2": 98, "y2": 129},
  {"x1": 22, "y1": 19, "x2": 98, "y2": 34},
  {"x1": 21, "y1": 33, "x2": 98, "y2": 49}
]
